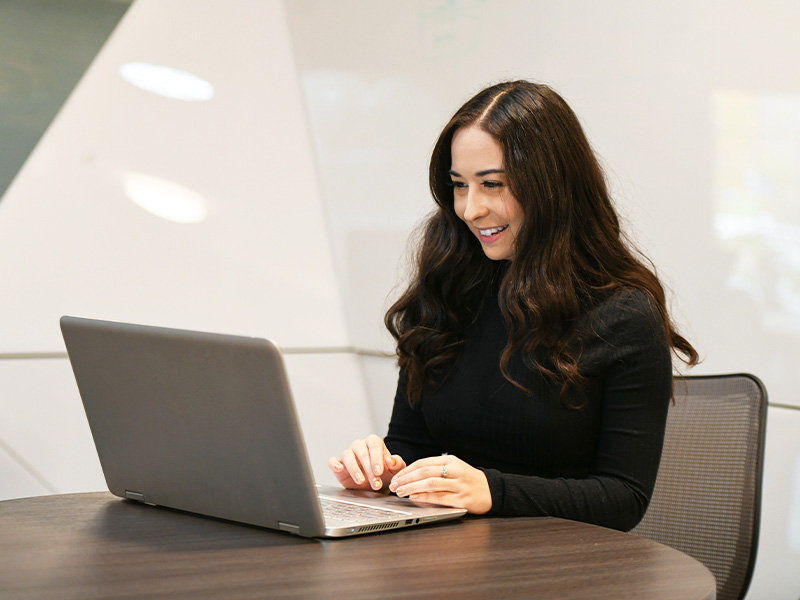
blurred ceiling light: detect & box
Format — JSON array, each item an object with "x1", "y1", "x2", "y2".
[
  {"x1": 119, "y1": 62, "x2": 214, "y2": 101},
  {"x1": 122, "y1": 172, "x2": 209, "y2": 224}
]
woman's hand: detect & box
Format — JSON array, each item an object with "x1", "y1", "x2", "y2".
[
  {"x1": 328, "y1": 434, "x2": 406, "y2": 492},
  {"x1": 389, "y1": 455, "x2": 492, "y2": 514}
]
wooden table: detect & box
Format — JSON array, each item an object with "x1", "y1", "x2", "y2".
[{"x1": 0, "y1": 492, "x2": 715, "y2": 599}]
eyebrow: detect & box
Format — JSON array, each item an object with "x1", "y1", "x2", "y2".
[{"x1": 448, "y1": 168, "x2": 505, "y2": 177}]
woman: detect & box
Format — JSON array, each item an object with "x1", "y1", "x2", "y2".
[{"x1": 328, "y1": 80, "x2": 698, "y2": 531}]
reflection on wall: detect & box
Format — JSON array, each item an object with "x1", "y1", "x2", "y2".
[
  {"x1": 121, "y1": 171, "x2": 210, "y2": 224},
  {"x1": 0, "y1": 0, "x2": 373, "y2": 503},
  {"x1": 299, "y1": 71, "x2": 436, "y2": 352},
  {"x1": 0, "y1": 0, "x2": 132, "y2": 202},
  {"x1": 713, "y1": 91, "x2": 800, "y2": 334},
  {"x1": 119, "y1": 62, "x2": 214, "y2": 102}
]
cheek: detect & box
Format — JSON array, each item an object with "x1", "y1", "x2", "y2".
[
  {"x1": 501, "y1": 195, "x2": 524, "y2": 228},
  {"x1": 453, "y1": 198, "x2": 467, "y2": 222}
]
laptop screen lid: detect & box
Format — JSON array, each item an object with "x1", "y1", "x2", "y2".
[
  {"x1": 60, "y1": 316, "x2": 465, "y2": 537},
  {"x1": 60, "y1": 315, "x2": 327, "y2": 536}
]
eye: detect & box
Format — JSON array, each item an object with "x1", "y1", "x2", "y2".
[
  {"x1": 446, "y1": 180, "x2": 467, "y2": 191},
  {"x1": 482, "y1": 181, "x2": 504, "y2": 189}
]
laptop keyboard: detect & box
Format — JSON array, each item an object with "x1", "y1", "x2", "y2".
[{"x1": 320, "y1": 497, "x2": 406, "y2": 523}]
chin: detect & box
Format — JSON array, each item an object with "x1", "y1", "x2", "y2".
[{"x1": 482, "y1": 249, "x2": 512, "y2": 261}]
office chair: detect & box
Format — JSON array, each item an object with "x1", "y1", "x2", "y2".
[{"x1": 631, "y1": 374, "x2": 768, "y2": 600}]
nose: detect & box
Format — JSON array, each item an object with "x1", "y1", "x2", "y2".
[{"x1": 461, "y1": 188, "x2": 489, "y2": 222}]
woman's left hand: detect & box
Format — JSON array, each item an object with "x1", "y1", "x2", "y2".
[{"x1": 389, "y1": 455, "x2": 492, "y2": 514}]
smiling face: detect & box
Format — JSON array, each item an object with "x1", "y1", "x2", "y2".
[{"x1": 449, "y1": 126, "x2": 524, "y2": 261}]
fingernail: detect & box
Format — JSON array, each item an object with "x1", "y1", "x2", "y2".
[
  {"x1": 396, "y1": 486, "x2": 405, "y2": 496},
  {"x1": 373, "y1": 464, "x2": 382, "y2": 476},
  {"x1": 389, "y1": 480, "x2": 398, "y2": 492},
  {"x1": 371, "y1": 478, "x2": 382, "y2": 490},
  {"x1": 333, "y1": 461, "x2": 343, "y2": 472},
  {"x1": 354, "y1": 472, "x2": 365, "y2": 485}
]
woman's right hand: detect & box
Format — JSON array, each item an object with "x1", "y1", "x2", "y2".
[{"x1": 328, "y1": 434, "x2": 406, "y2": 492}]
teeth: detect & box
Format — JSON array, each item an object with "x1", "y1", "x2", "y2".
[{"x1": 479, "y1": 225, "x2": 508, "y2": 237}]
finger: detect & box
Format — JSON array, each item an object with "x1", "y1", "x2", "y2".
[
  {"x1": 385, "y1": 453, "x2": 405, "y2": 475},
  {"x1": 346, "y1": 440, "x2": 384, "y2": 490},
  {"x1": 391, "y1": 461, "x2": 451, "y2": 492},
  {"x1": 409, "y1": 464, "x2": 451, "y2": 483},
  {"x1": 405, "y1": 491, "x2": 458, "y2": 508},
  {"x1": 352, "y1": 438, "x2": 385, "y2": 491},
  {"x1": 328, "y1": 456, "x2": 346, "y2": 479},
  {"x1": 394, "y1": 471, "x2": 454, "y2": 498},
  {"x1": 365, "y1": 434, "x2": 388, "y2": 479},
  {"x1": 329, "y1": 456, "x2": 360, "y2": 486},
  {"x1": 340, "y1": 447, "x2": 368, "y2": 487},
  {"x1": 332, "y1": 457, "x2": 368, "y2": 491},
  {"x1": 390, "y1": 460, "x2": 419, "y2": 491},
  {"x1": 393, "y1": 455, "x2": 446, "y2": 479},
  {"x1": 352, "y1": 439, "x2": 375, "y2": 485}
]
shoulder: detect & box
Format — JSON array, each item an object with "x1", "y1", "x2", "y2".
[
  {"x1": 581, "y1": 287, "x2": 669, "y2": 353},
  {"x1": 575, "y1": 288, "x2": 671, "y2": 384},
  {"x1": 590, "y1": 287, "x2": 662, "y2": 325}
]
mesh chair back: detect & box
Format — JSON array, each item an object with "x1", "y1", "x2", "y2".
[{"x1": 631, "y1": 374, "x2": 767, "y2": 600}]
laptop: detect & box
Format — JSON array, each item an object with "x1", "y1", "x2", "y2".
[{"x1": 60, "y1": 315, "x2": 466, "y2": 537}]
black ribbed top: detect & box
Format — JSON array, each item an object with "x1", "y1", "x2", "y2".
[{"x1": 385, "y1": 287, "x2": 672, "y2": 531}]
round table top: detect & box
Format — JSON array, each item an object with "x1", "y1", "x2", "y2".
[{"x1": 0, "y1": 492, "x2": 716, "y2": 599}]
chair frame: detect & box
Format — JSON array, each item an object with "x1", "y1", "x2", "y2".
[{"x1": 632, "y1": 373, "x2": 768, "y2": 600}]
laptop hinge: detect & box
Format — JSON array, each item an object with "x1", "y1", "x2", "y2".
[
  {"x1": 125, "y1": 490, "x2": 145, "y2": 502},
  {"x1": 278, "y1": 521, "x2": 301, "y2": 535}
]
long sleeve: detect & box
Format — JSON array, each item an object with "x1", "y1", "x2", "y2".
[
  {"x1": 482, "y1": 290, "x2": 672, "y2": 530},
  {"x1": 384, "y1": 370, "x2": 445, "y2": 464},
  {"x1": 384, "y1": 288, "x2": 672, "y2": 531}
]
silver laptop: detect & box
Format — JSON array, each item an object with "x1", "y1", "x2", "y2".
[{"x1": 60, "y1": 315, "x2": 465, "y2": 537}]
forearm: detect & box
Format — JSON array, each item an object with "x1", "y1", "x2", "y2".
[{"x1": 482, "y1": 469, "x2": 650, "y2": 531}]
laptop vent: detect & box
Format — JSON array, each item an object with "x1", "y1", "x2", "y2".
[{"x1": 358, "y1": 522, "x2": 401, "y2": 534}]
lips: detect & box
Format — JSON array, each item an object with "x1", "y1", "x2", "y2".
[{"x1": 478, "y1": 225, "x2": 508, "y2": 237}]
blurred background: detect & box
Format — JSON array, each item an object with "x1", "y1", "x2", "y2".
[{"x1": 0, "y1": 1, "x2": 798, "y2": 597}]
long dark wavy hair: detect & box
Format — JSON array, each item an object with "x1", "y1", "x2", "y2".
[{"x1": 385, "y1": 80, "x2": 698, "y2": 405}]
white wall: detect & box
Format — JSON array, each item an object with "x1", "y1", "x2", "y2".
[
  {"x1": 0, "y1": 0, "x2": 373, "y2": 497},
  {"x1": 286, "y1": 0, "x2": 800, "y2": 410},
  {"x1": 1, "y1": 1, "x2": 798, "y2": 597},
  {"x1": 0, "y1": 0, "x2": 349, "y2": 350},
  {"x1": 284, "y1": 2, "x2": 800, "y2": 598}
]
